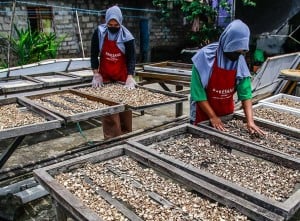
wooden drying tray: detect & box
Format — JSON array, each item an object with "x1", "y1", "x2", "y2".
[
  {"x1": 72, "y1": 83, "x2": 188, "y2": 111},
  {"x1": 22, "y1": 89, "x2": 125, "y2": 123},
  {"x1": 62, "y1": 69, "x2": 94, "y2": 81},
  {"x1": 0, "y1": 97, "x2": 62, "y2": 140},
  {"x1": 127, "y1": 124, "x2": 300, "y2": 220},
  {"x1": 33, "y1": 145, "x2": 283, "y2": 221},
  {"x1": 0, "y1": 75, "x2": 44, "y2": 94},
  {"x1": 281, "y1": 69, "x2": 300, "y2": 77},
  {"x1": 27, "y1": 72, "x2": 82, "y2": 87},
  {"x1": 135, "y1": 69, "x2": 191, "y2": 84},
  {"x1": 235, "y1": 103, "x2": 300, "y2": 136},
  {"x1": 143, "y1": 61, "x2": 192, "y2": 76},
  {"x1": 197, "y1": 113, "x2": 300, "y2": 167}
]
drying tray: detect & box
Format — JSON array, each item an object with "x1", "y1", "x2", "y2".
[
  {"x1": 22, "y1": 89, "x2": 125, "y2": 123},
  {"x1": 34, "y1": 145, "x2": 283, "y2": 221},
  {"x1": 72, "y1": 83, "x2": 188, "y2": 111},
  {"x1": 0, "y1": 75, "x2": 44, "y2": 94},
  {"x1": 235, "y1": 103, "x2": 300, "y2": 135},
  {"x1": 127, "y1": 124, "x2": 300, "y2": 220},
  {"x1": 0, "y1": 97, "x2": 62, "y2": 140},
  {"x1": 279, "y1": 69, "x2": 300, "y2": 81},
  {"x1": 197, "y1": 113, "x2": 300, "y2": 162},
  {"x1": 143, "y1": 61, "x2": 192, "y2": 76},
  {"x1": 259, "y1": 93, "x2": 300, "y2": 113},
  {"x1": 64, "y1": 69, "x2": 93, "y2": 81},
  {"x1": 28, "y1": 72, "x2": 82, "y2": 87}
]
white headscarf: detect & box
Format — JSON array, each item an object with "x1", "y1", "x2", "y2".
[
  {"x1": 192, "y1": 19, "x2": 251, "y2": 88},
  {"x1": 97, "y1": 6, "x2": 134, "y2": 54}
]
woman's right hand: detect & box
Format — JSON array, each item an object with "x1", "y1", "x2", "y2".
[
  {"x1": 92, "y1": 72, "x2": 103, "y2": 88},
  {"x1": 210, "y1": 117, "x2": 228, "y2": 132}
]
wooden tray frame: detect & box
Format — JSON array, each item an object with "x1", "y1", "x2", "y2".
[
  {"x1": 235, "y1": 103, "x2": 300, "y2": 136},
  {"x1": 259, "y1": 93, "x2": 300, "y2": 113},
  {"x1": 127, "y1": 124, "x2": 300, "y2": 220},
  {"x1": 0, "y1": 75, "x2": 44, "y2": 94},
  {"x1": 72, "y1": 83, "x2": 188, "y2": 111},
  {"x1": 197, "y1": 113, "x2": 300, "y2": 163},
  {"x1": 143, "y1": 61, "x2": 192, "y2": 76},
  {"x1": 28, "y1": 72, "x2": 82, "y2": 87},
  {"x1": 34, "y1": 145, "x2": 284, "y2": 221},
  {"x1": 64, "y1": 69, "x2": 93, "y2": 81},
  {"x1": 22, "y1": 89, "x2": 125, "y2": 123},
  {"x1": 0, "y1": 97, "x2": 62, "y2": 140}
]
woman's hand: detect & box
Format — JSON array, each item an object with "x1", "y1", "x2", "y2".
[
  {"x1": 92, "y1": 72, "x2": 103, "y2": 88},
  {"x1": 246, "y1": 121, "x2": 265, "y2": 135},
  {"x1": 124, "y1": 75, "x2": 136, "y2": 89},
  {"x1": 210, "y1": 117, "x2": 228, "y2": 132}
]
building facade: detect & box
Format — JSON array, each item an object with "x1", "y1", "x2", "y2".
[{"x1": 0, "y1": 0, "x2": 189, "y2": 65}]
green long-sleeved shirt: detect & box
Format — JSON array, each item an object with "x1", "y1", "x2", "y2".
[{"x1": 191, "y1": 65, "x2": 252, "y2": 102}]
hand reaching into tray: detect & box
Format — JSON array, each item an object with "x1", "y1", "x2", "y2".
[
  {"x1": 124, "y1": 75, "x2": 136, "y2": 90},
  {"x1": 92, "y1": 72, "x2": 104, "y2": 88}
]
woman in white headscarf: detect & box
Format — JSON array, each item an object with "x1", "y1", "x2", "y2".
[
  {"x1": 90, "y1": 5, "x2": 136, "y2": 139},
  {"x1": 190, "y1": 19, "x2": 264, "y2": 135}
]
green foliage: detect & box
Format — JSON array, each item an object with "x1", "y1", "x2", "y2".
[
  {"x1": 0, "y1": 60, "x2": 8, "y2": 69},
  {"x1": 152, "y1": 0, "x2": 256, "y2": 46},
  {"x1": 2, "y1": 25, "x2": 65, "y2": 66}
]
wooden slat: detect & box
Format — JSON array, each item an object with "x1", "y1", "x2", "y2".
[
  {"x1": 136, "y1": 70, "x2": 191, "y2": 82},
  {"x1": 83, "y1": 176, "x2": 144, "y2": 221},
  {"x1": 143, "y1": 61, "x2": 192, "y2": 76}
]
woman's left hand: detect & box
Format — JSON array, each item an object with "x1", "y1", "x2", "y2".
[{"x1": 247, "y1": 122, "x2": 265, "y2": 135}]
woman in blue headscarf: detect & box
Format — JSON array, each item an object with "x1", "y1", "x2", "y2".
[
  {"x1": 190, "y1": 19, "x2": 264, "y2": 135},
  {"x1": 90, "y1": 5, "x2": 136, "y2": 139}
]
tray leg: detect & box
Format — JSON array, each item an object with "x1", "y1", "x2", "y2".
[
  {"x1": 0, "y1": 136, "x2": 25, "y2": 169},
  {"x1": 176, "y1": 85, "x2": 183, "y2": 117}
]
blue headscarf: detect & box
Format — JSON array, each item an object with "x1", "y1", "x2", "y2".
[
  {"x1": 191, "y1": 19, "x2": 251, "y2": 88},
  {"x1": 97, "y1": 6, "x2": 134, "y2": 54}
]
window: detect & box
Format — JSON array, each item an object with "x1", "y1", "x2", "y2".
[{"x1": 27, "y1": 7, "x2": 53, "y2": 33}]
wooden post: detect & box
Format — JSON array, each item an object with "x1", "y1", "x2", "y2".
[
  {"x1": 75, "y1": 10, "x2": 85, "y2": 58},
  {"x1": 7, "y1": 0, "x2": 17, "y2": 76},
  {"x1": 53, "y1": 199, "x2": 68, "y2": 221},
  {"x1": 175, "y1": 85, "x2": 183, "y2": 117}
]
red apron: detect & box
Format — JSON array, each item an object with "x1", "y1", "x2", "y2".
[
  {"x1": 99, "y1": 36, "x2": 132, "y2": 139},
  {"x1": 99, "y1": 36, "x2": 127, "y2": 83},
  {"x1": 195, "y1": 58, "x2": 237, "y2": 124}
]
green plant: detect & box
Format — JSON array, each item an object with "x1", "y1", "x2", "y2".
[
  {"x1": 152, "y1": 0, "x2": 256, "y2": 46},
  {"x1": 0, "y1": 60, "x2": 8, "y2": 69},
  {"x1": 2, "y1": 25, "x2": 65, "y2": 66}
]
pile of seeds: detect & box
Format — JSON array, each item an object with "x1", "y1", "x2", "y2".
[
  {"x1": 77, "y1": 84, "x2": 177, "y2": 107},
  {"x1": 56, "y1": 156, "x2": 248, "y2": 220},
  {"x1": 273, "y1": 97, "x2": 300, "y2": 109},
  {"x1": 222, "y1": 119, "x2": 300, "y2": 157},
  {"x1": 0, "y1": 103, "x2": 45, "y2": 130},
  {"x1": 152, "y1": 135, "x2": 300, "y2": 202},
  {"x1": 33, "y1": 92, "x2": 107, "y2": 115},
  {"x1": 253, "y1": 107, "x2": 300, "y2": 129}
]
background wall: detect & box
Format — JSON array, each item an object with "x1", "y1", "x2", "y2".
[{"x1": 0, "y1": 0, "x2": 189, "y2": 65}]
